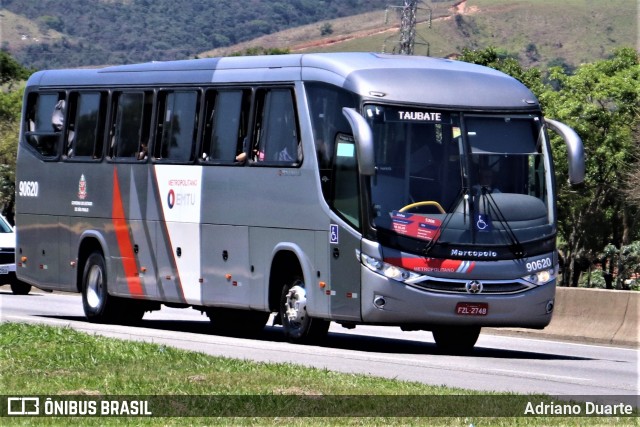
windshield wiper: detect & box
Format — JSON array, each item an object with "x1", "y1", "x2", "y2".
[
  {"x1": 479, "y1": 187, "x2": 526, "y2": 258},
  {"x1": 421, "y1": 189, "x2": 466, "y2": 256}
]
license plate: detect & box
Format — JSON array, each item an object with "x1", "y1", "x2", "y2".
[
  {"x1": 0, "y1": 266, "x2": 8, "y2": 275},
  {"x1": 455, "y1": 302, "x2": 488, "y2": 316}
]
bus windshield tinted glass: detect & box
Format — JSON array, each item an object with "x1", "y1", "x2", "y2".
[{"x1": 365, "y1": 105, "x2": 551, "y2": 248}]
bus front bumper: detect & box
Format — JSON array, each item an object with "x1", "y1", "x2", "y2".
[{"x1": 360, "y1": 266, "x2": 555, "y2": 329}]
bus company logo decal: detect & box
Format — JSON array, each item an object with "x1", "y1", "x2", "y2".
[
  {"x1": 167, "y1": 189, "x2": 175, "y2": 209},
  {"x1": 78, "y1": 174, "x2": 88, "y2": 200},
  {"x1": 71, "y1": 174, "x2": 93, "y2": 213},
  {"x1": 465, "y1": 280, "x2": 483, "y2": 294},
  {"x1": 165, "y1": 182, "x2": 197, "y2": 210},
  {"x1": 384, "y1": 257, "x2": 475, "y2": 274}
]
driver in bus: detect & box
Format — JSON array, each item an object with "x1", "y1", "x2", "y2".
[{"x1": 474, "y1": 167, "x2": 501, "y2": 195}]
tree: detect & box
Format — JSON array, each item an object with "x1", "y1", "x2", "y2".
[
  {"x1": 0, "y1": 51, "x2": 32, "y2": 87},
  {"x1": 0, "y1": 52, "x2": 30, "y2": 222},
  {"x1": 320, "y1": 22, "x2": 334, "y2": 36},
  {"x1": 624, "y1": 126, "x2": 640, "y2": 209},
  {"x1": 541, "y1": 48, "x2": 640, "y2": 288},
  {"x1": 459, "y1": 47, "x2": 640, "y2": 288}
]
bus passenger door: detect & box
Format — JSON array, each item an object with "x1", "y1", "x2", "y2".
[
  {"x1": 327, "y1": 134, "x2": 363, "y2": 321},
  {"x1": 328, "y1": 223, "x2": 362, "y2": 321}
]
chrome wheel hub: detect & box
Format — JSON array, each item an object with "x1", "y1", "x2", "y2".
[
  {"x1": 285, "y1": 285, "x2": 307, "y2": 325},
  {"x1": 86, "y1": 265, "x2": 103, "y2": 309}
]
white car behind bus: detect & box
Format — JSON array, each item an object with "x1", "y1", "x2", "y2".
[{"x1": 0, "y1": 215, "x2": 31, "y2": 295}]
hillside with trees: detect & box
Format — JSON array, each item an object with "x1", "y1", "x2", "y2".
[
  {"x1": 208, "y1": 0, "x2": 635, "y2": 73},
  {"x1": 1, "y1": 0, "x2": 391, "y2": 69},
  {"x1": 1, "y1": 0, "x2": 635, "y2": 71}
]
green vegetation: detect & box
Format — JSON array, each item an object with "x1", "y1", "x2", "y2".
[
  {"x1": 294, "y1": 0, "x2": 634, "y2": 71},
  {"x1": 458, "y1": 47, "x2": 640, "y2": 289},
  {"x1": 2, "y1": 1, "x2": 634, "y2": 71},
  {"x1": 1, "y1": 0, "x2": 391, "y2": 69},
  {"x1": 1, "y1": 322, "x2": 636, "y2": 425},
  {"x1": 0, "y1": 52, "x2": 28, "y2": 222}
]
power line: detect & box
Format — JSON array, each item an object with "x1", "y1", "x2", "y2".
[{"x1": 383, "y1": 0, "x2": 431, "y2": 56}]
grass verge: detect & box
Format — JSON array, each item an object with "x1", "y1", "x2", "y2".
[{"x1": 0, "y1": 322, "x2": 636, "y2": 426}]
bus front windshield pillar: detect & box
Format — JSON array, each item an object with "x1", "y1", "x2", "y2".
[{"x1": 342, "y1": 108, "x2": 375, "y2": 176}]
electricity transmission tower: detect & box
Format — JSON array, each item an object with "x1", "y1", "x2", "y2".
[{"x1": 383, "y1": 0, "x2": 431, "y2": 55}]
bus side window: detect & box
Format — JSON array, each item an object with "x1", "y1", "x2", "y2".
[
  {"x1": 109, "y1": 92, "x2": 152, "y2": 160},
  {"x1": 154, "y1": 90, "x2": 199, "y2": 162},
  {"x1": 252, "y1": 88, "x2": 301, "y2": 166},
  {"x1": 23, "y1": 92, "x2": 66, "y2": 159},
  {"x1": 66, "y1": 92, "x2": 106, "y2": 159},
  {"x1": 201, "y1": 89, "x2": 250, "y2": 164}
]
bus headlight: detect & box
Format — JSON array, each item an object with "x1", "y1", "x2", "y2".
[
  {"x1": 522, "y1": 269, "x2": 556, "y2": 285},
  {"x1": 358, "y1": 251, "x2": 421, "y2": 282}
]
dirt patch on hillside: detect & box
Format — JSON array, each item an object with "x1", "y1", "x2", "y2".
[
  {"x1": 291, "y1": 26, "x2": 399, "y2": 52},
  {"x1": 202, "y1": 1, "x2": 462, "y2": 57},
  {"x1": 453, "y1": 0, "x2": 480, "y2": 15}
]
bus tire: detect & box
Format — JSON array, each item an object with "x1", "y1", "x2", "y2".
[
  {"x1": 82, "y1": 252, "x2": 119, "y2": 323},
  {"x1": 9, "y1": 275, "x2": 32, "y2": 295},
  {"x1": 432, "y1": 326, "x2": 481, "y2": 355},
  {"x1": 280, "y1": 278, "x2": 329, "y2": 343}
]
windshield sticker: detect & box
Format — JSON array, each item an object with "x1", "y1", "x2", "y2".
[
  {"x1": 475, "y1": 213, "x2": 493, "y2": 232},
  {"x1": 390, "y1": 211, "x2": 441, "y2": 241}
]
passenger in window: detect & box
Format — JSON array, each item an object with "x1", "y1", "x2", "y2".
[
  {"x1": 51, "y1": 100, "x2": 65, "y2": 131},
  {"x1": 137, "y1": 143, "x2": 148, "y2": 160},
  {"x1": 269, "y1": 112, "x2": 300, "y2": 164},
  {"x1": 235, "y1": 137, "x2": 249, "y2": 163},
  {"x1": 276, "y1": 143, "x2": 301, "y2": 163}
]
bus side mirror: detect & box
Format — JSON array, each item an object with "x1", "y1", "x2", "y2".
[
  {"x1": 545, "y1": 118, "x2": 585, "y2": 186},
  {"x1": 342, "y1": 107, "x2": 375, "y2": 176}
]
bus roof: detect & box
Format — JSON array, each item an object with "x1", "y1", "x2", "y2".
[{"x1": 26, "y1": 52, "x2": 538, "y2": 110}]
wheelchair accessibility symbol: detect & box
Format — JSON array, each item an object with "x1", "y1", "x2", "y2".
[
  {"x1": 475, "y1": 214, "x2": 492, "y2": 232},
  {"x1": 330, "y1": 224, "x2": 339, "y2": 244}
]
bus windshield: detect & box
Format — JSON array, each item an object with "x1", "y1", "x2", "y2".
[{"x1": 365, "y1": 105, "x2": 552, "y2": 254}]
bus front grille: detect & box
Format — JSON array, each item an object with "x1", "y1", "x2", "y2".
[{"x1": 409, "y1": 278, "x2": 532, "y2": 294}]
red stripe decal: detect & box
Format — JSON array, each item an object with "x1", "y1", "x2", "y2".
[
  {"x1": 385, "y1": 257, "x2": 475, "y2": 274},
  {"x1": 112, "y1": 169, "x2": 144, "y2": 297}
]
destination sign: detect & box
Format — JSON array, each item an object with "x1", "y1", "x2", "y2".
[{"x1": 386, "y1": 109, "x2": 449, "y2": 123}]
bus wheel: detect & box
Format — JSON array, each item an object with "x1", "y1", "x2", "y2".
[
  {"x1": 432, "y1": 326, "x2": 481, "y2": 355},
  {"x1": 10, "y1": 276, "x2": 32, "y2": 295},
  {"x1": 207, "y1": 308, "x2": 269, "y2": 336},
  {"x1": 82, "y1": 252, "x2": 118, "y2": 323},
  {"x1": 280, "y1": 279, "x2": 329, "y2": 343}
]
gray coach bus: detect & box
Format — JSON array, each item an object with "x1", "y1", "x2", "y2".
[{"x1": 15, "y1": 53, "x2": 584, "y2": 353}]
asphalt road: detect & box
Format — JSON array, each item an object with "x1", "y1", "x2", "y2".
[{"x1": 1, "y1": 287, "x2": 637, "y2": 407}]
